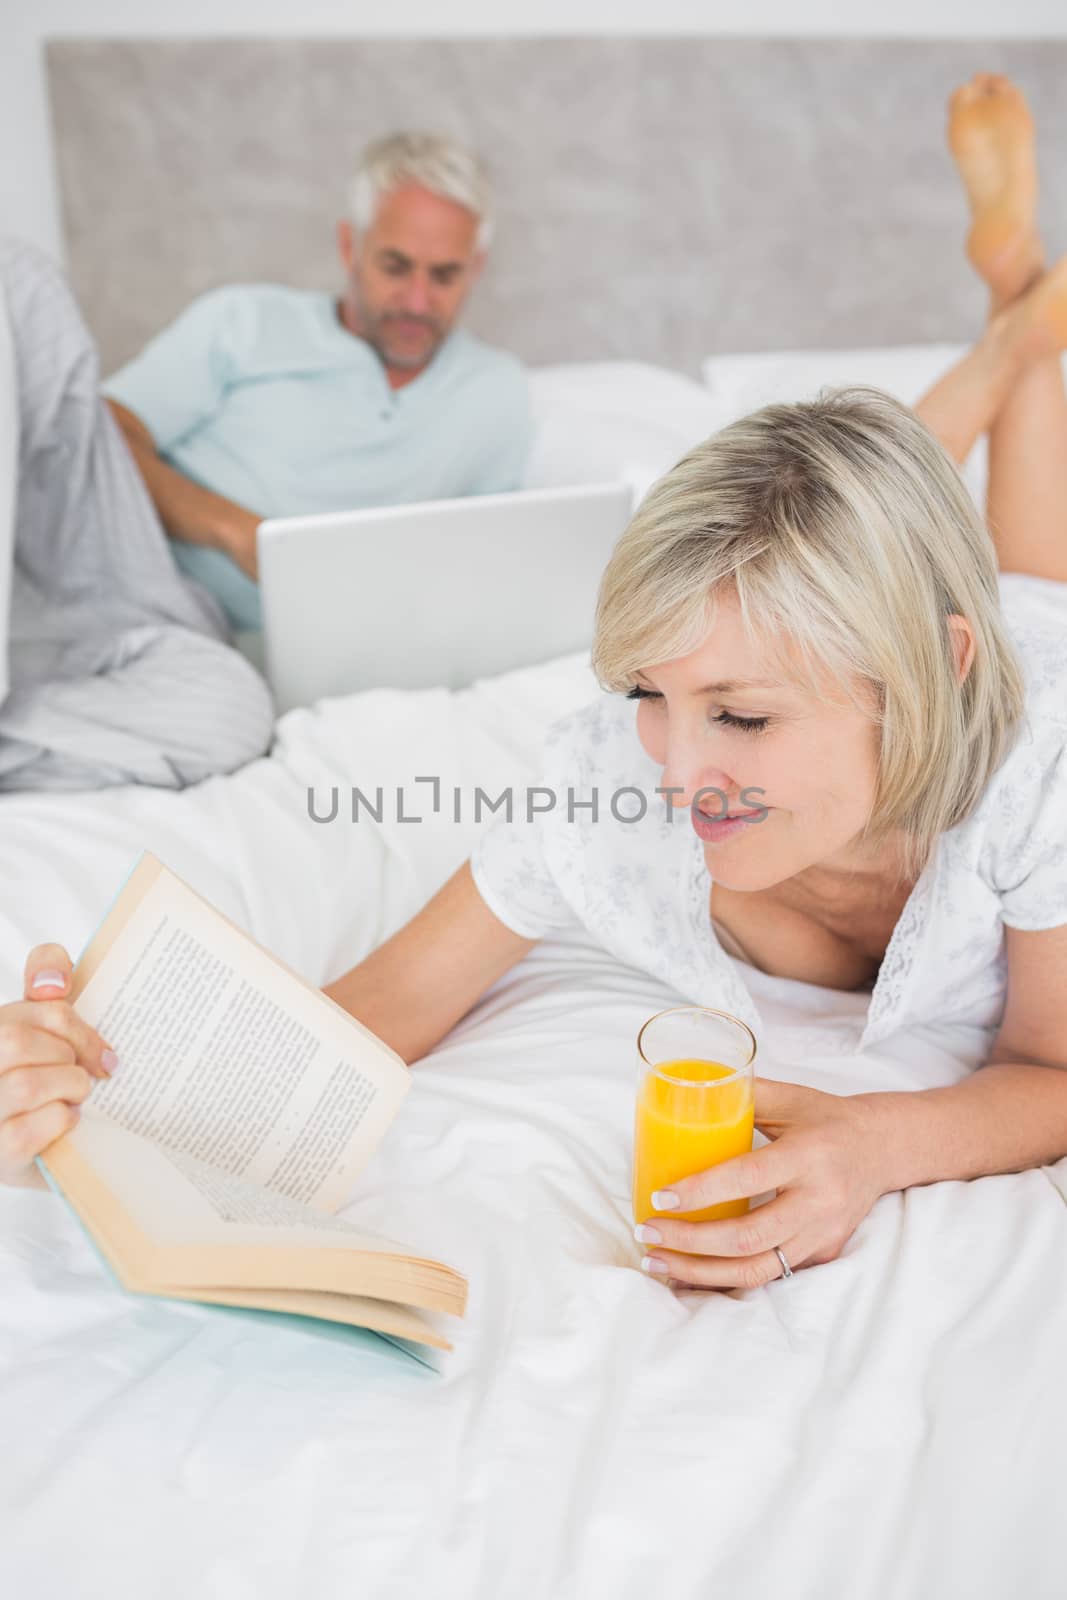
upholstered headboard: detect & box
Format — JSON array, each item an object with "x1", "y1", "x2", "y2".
[{"x1": 46, "y1": 37, "x2": 1067, "y2": 375}]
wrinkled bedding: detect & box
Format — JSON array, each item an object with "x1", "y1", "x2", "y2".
[{"x1": 1, "y1": 652, "x2": 1065, "y2": 1600}]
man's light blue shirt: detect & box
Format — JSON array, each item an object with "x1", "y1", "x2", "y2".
[{"x1": 104, "y1": 285, "x2": 531, "y2": 630}]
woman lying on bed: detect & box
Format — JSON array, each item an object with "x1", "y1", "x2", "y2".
[{"x1": 4, "y1": 76, "x2": 1067, "y2": 1290}]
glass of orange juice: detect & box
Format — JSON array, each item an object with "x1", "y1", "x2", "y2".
[{"x1": 633, "y1": 1005, "x2": 757, "y2": 1228}]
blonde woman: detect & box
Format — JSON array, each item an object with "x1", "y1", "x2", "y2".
[{"x1": 4, "y1": 78, "x2": 1067, "y2": 1294}]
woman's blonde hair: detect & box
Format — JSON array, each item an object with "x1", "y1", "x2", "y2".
[{"x1": 592, "y1": 387, "x2": 1026, "y2": 876}]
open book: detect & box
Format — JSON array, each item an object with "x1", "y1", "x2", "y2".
[{"x1": 37, "y1": 853, "x2": 467, "y2": 1355}]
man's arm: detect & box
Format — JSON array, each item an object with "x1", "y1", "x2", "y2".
[{"x1": 107, "y1": 399, "x2": 261, "y2": 580}]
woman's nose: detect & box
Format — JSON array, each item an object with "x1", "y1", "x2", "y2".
[{"x1": 659, "y1": 752, "x2": 735, "y2": 808}]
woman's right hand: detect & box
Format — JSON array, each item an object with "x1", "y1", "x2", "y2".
[{"x1": 0, "y1": 944, "x2": 118, "y2": 1190}]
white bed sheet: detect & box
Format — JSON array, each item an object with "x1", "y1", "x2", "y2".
[{"x1": 1, "y1": 653, "x2": 1066, "y2": 1600}]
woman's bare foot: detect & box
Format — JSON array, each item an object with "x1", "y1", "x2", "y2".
[
  {"x1": 996, "y1": 257, "x2": 1067, "y2": 368},
  {"x1": 948, "y1": 73, "x2": 1043, "y2": 306}
]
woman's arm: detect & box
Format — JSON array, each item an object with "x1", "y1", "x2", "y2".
[
  {"x1": 323, "y1": 862, "x2": 537, "y2": 1064},
  {"x1": 634, "y1": 923, "x2": 1067, "y2": 1288},
  {"x1": 862, "y1": 920, "x2": 1067, "y2": 1191}
]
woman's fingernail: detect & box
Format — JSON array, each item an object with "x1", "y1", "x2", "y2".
[
  {"x1": 101, "y1": 1050, "x2": 120, "y2": 1075},
  {"x1": 651, "y1": 1190, "x2": 680, "y2": 1212},
  {"x1": 634, "y1": 1224, "x2": 661, "y2": 1245},
  {"x1": 641, "y1": 1256, "x2": 669, "y2": 1276},
  {"x1": 31, "y1": 970, "x2": 66, "y2": 991}
]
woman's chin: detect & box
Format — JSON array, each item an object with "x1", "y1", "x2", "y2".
[{"x1": 701, "y1": 838, "x2": 788, "y2": 892}]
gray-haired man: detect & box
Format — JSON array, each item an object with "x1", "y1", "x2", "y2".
[{"x1": 105, "y1": 133, "x2": 530, "y2": 633}]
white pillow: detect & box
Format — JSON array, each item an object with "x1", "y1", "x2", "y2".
[
  {"x1": 524, "y1": 361, "x2": 722, "y2": 504},
  {"x1": 701, "y1": 344, "x2": 968, "y2": 414},
  {"x1": 701, "y1": 343, "x2": 991, "y2": 505}
]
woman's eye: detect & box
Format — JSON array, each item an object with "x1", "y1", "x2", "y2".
[
  {"x1": 626, "y1": 686, "x2": 768, "y2": 732},
  {"x1": 714, "y1": 710, "x2": 770, "y2": 733}
]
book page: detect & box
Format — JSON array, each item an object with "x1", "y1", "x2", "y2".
[
  {"x1": 176, "y1": 1288, "x2": 449, "y2": 1355},
  {"x1": 69, "y1": 1107, "x2": 413, "y2": 1255},
  {"x1": 45, "y1": 1108, "x2": 465, "y2": 1315},
  {"x1": 72, "y1": 855, "x2": 410, "y2": 1213}
]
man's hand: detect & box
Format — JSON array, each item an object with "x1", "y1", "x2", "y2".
[{"x1": 218, "y1": 508, "x2": 262, "y2": 580}]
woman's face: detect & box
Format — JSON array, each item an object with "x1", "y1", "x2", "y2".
[{"x1": 632, "y1": 588, "x2": 883, "y2": 892}]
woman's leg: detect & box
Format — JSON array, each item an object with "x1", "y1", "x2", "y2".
[
  {"x1": 916, "y1": 73, "x2": 1043, "y2": 463},
  {"x1": 916, "y1": 74, "x2": 1067, "y2": 578},
  {"x1": 984, "y1": 342, "x2": 1067, "y2": 580},
  {"x1": 912, "y1": 306, "x2": 1040, "y2": 467},
  {"x1": 913, "y1": 264, "x2": 1067, "y2": 471}
]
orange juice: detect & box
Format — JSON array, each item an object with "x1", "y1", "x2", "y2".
[{"x1": 632, "y1": 1058, "x2": 755, "y2": 1225}]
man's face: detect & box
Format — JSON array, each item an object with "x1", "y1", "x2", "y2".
[{"x1": 338, "y1": 183, "x2": 485, "y2": 373}]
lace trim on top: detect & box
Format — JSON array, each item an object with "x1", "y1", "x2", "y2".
[{"x1": 688, "y1": 835, "x2": 942, "y2": 1050}]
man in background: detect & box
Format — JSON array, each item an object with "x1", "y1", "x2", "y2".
[{"x1": 106, "y1": 132, "x2": 530, "y2": 633}]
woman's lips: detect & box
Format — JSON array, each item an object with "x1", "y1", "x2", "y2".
[{"x1": 690, "y1": 804, "x2": 765, "y2": 844}]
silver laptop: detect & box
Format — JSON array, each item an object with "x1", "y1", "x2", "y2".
[{"x1": 257, "y1": 482, "x2": 634, "y2": 712}]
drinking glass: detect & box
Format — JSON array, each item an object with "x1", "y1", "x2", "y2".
[{"x1": 633, "y1": 1006, "x2": 757, "y2": 1226}]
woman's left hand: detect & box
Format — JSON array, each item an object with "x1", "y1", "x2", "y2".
[{"x1": 635, "y1": 1078, "x2": 888, "y2": 1289}]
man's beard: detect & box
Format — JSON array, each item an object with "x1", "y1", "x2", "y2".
[{"x1": 366, "y1": 310, "x2": 448, "y2": 370}]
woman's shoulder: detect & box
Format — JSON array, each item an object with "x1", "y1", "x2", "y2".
[
  {"x1": 990, "y1": 573, "x2": 1067, "y2": 808},
  {"x1": 543, "y1": 689, "x2": 645, "y2": 774},
  {"x1": 998, "y1": 575, "x2": 1067, "y2": 736},
  {"x1": 963, "y1": 577, "x2": 1067, "y2": 928},
  {"x1": 538, "y1": 690, "x2": 677, "y2": 846}
]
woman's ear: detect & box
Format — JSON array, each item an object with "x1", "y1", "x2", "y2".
[{"x1": 947, "y1": 613, "x2": 977, "y2": 684}]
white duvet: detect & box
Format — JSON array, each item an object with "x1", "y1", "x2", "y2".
[{"x1": 1, "y1": 652, "x2": 1065, "y2": 1600}]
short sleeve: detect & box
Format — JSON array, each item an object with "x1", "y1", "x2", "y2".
[
  {"x1": 469, "y1": 800, "x2": 578, "y2": 940},
  {"x1": 468, "y1": 705, "x2": 588, "y2": 940},
  {"x1": 993, "y1": 737, "x2": 1067, "y2": 932},
  {"x1": 103, "y1": 288, "x2": 248, "y2": 452}
]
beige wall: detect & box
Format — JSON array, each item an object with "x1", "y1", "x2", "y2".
[
  {"x1": 7, "y1": 0, "x2": 1067, "y2": 268},
  {"x1": 46, "y1": 35, "x2": 1067, "y2": 373}
]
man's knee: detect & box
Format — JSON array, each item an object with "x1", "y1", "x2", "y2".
[{"x1": 130, "y1": 627, "x2": 276, "y2": 784}]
